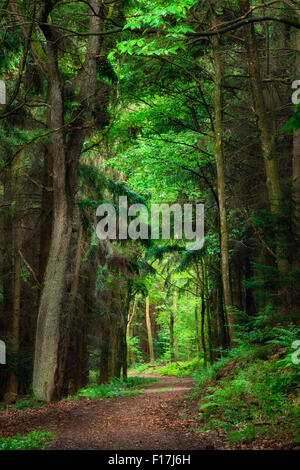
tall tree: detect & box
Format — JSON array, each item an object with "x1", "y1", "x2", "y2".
[
  {"x1": 8, "y1": 0, "x2": 121, "y2": 401},
  {"x1": 239, "y1": 0, "x2": 289, "y2": 276},
  {"x1": 146, "y1": 296, "x2": 154, "y2": 363},
  {"x1": 209, "y1": 3, "x2": 234, "y2": 342}
]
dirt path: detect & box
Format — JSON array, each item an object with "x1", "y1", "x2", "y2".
[{"x1": 0, "y1": 375, "x2": 221, "y2": 450}]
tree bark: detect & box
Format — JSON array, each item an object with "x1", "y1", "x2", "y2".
[
  {"x1": 146, "y1": 296, "x2": 154, "y2": 363},
  {"x1": 293, "y1": 28, "x2": 300, "y2": 264},
  {"x1": 174, "y1": 289, "x2": 179, "y2": 361},
  {"x1": 99, "y1": 314, "x2": 111, "y2": 384},
  {"x1": 239, "y1": 0, "x2": 289, "y2": 276},
  {"x1": 200, "y1": 287, "x2": 207, "y2": 367},
  {"x1": 126, "y1": 297, "x2": 137, "y2": 367},
  {"x1": 194, "y1": 301, "x2": 201, "y2": 358},
  {"x1": 210, "y1": 12, "x2": 234, "y2": 343},
  {"x1": 32, "y1": 30, "x2": 72, "y2": 401},
  {"x1": 57, "y1": 221, "x2": 83, "y2": 394},
  {"x1": 195, "y1": 265, "x2": 202, "y2": 358},
  {"x1": 1, "y1": 166, "x2": 14, "y2": 397},
  {"x1": 169, "y1": 309, "x2": 175, "y2": 362},
  {"x1": 32, "y1": 1, "x2": 105, "y2": 401},
  {"x1": 8, "y1": 150, "x2": 24, "y2": 394},
  {"x1": 39, "y1": 140, "x2": 53, "y2": 283}
]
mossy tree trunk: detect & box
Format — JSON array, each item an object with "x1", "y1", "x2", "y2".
[{"x1": 30, "y1": 1, "x2": 106, "y2": 401}]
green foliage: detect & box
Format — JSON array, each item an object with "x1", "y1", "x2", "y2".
[
  {"x1": 235, "y1": 306, "x2": 300, "y2": 347},
  {"x1": 71, "y1": 376, "x2": 158, "y2": 400},
  {"x1": 0, "y1": 395, "x2": 48, "y2": 412},
  {"x1": 227, "y1": 424, "x2": 261, "y2": 444},
  {"x1": 132, "y1": 359, "x2": 203, "y2": 377},
  {"x1": 282, "y1": 105, "x2": 300, "y2": 133},
  {"x1": 146, "y1": 244, "x2": 184, "y2": 262},
  {"x1": 245, "y1": 208, "x2": 299, "y2": 304},
  {"x1": 191, "y1": 352, "x2": 237, "y2": 388},
  {"x1": 0, "y1": 431, "x2": 55, "y2": 450},
  {"x1": 130, "y1": 362, "x2": 150, "y2": 373},
  {"x1": 127, "y1": 336, "x2": 145, "y2": 363},
  {"x1": 192, "y1": 340, "x2": 299, "y2": 444},
  {"x1": 12, "y1": 397, "x2": 46, "y2": 411},
  {"x1": 155, "y1": 359, "x2": 203, "y2": 377},
  {"x1": 0, "y1": 28, "x2": 24, "y2": 70}
]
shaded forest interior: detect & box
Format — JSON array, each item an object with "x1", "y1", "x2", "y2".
[{"x1": 0, "y1": 0, "x2": 299, "y2": 450}]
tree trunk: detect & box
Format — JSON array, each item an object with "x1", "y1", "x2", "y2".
[
  {"x1": 32, "y1": 31, "x2": 73, "y2": 401},
  {"x1": 33, "y1": 1, "x2": 105, "y2": 401},
  {"x1": 169, "y1": 309, "x2": 175, "y2": 362},
  {"x1": 57, "y1": 221, "x2": 83, "y2": 394},
  {"x1": 121, "y1": 311, "x2": 127, "y2": 379},
  {"x1": 211, "y1": 18, "x2": 234, "y2": 343},
  {"x1": 127, "y1": 297, "x2": 137, "y2": 367},
  {"x1": 39, "y1": 140, "x2": 53, "y2": 283},
  {"x1": 293, "y1": 28, "x2": 300, "y2": 264},
  {"x1": 99, "y1": 314, "x2": 111, "y2": 384},
  {"x1": 204, "y1": 265, "x2": 213, "y2": 364},
  {"x1": 216, "y1": 272, "x2": 228, "y2": 351},
  {"x1": 1, "y1": 166, "x2": 14, "y2": 397},
  {"x1": 239, "y1": 0, "x2": 289, "y2": 277},
  {"x1": 174, "y1": 289, "x2": 179, "y2": 361},
  {"x1": 146, "y1": 296, "x2": 154, "y2": 363},
  {"x1": 8, "y1": 150, "x2": 24, "y2": 394},
  {"x1": 200, "y1": 288, "x2": 207, "y2": 367},
  {"x1": 195, "y1": 265, "x2": 202, "y2": 358}
]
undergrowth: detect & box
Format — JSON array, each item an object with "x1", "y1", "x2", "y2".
[
  {"x1": 130, "y1": 358, "x2": 202, "y2": 377},
  {"x1": 191, "y1": 319, "x2": 300, "y2": 445},
  {"x1": 71, "y1": 375, "x2": 158, "y2": 400},
  {"x1": 0, "y1": 376, "x2": 159, "y2": 410},
  {"x1": 0, "y1": 396, "x2": 47, "y2": 412},
  {"x1": 0, "y1": 430, "x2": 55, "y2": 450}
]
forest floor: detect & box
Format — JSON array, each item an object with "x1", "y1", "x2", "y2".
[
  {"x1": 0, "y1": 373, "x2": 296, "y2": 450},
  {"x1": 0, "y1": 375, "x2": 216, "y2": 450}
]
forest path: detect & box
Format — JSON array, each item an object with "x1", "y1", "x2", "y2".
[{"x1": 0, "y1": 374, "x2": 221, "y2": 450}]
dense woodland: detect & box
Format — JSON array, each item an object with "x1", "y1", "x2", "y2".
[{"x1": 0, "y1": 0, "x2": 299, "y2": 450}]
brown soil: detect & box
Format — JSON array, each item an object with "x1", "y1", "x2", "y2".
[
  {"x1": 0, "y1": 375, "x2": 220, "y2": 450},
  {"x1": 0, "y1": 374, "x2": 296, "y2": 450}
]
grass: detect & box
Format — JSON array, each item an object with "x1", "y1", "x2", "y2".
[
  {"x1": 71, "y1": 375, "x2": 159, "y2": 400},
  {"x1": 0, "y1": 430, "x2": 55, "y2": 450},
  {"x1": 156, "y1": 359, "x2": 203, "y2": 377},
  {"x1": 148, "y1": 387, "x2": 173, "y2": 392},
  {"x1": 130, "y1": 358, "x2": 203, "y2": 377},
  {"x1": 130, "y1": 363, "x2": 150, "y2": 374}
]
